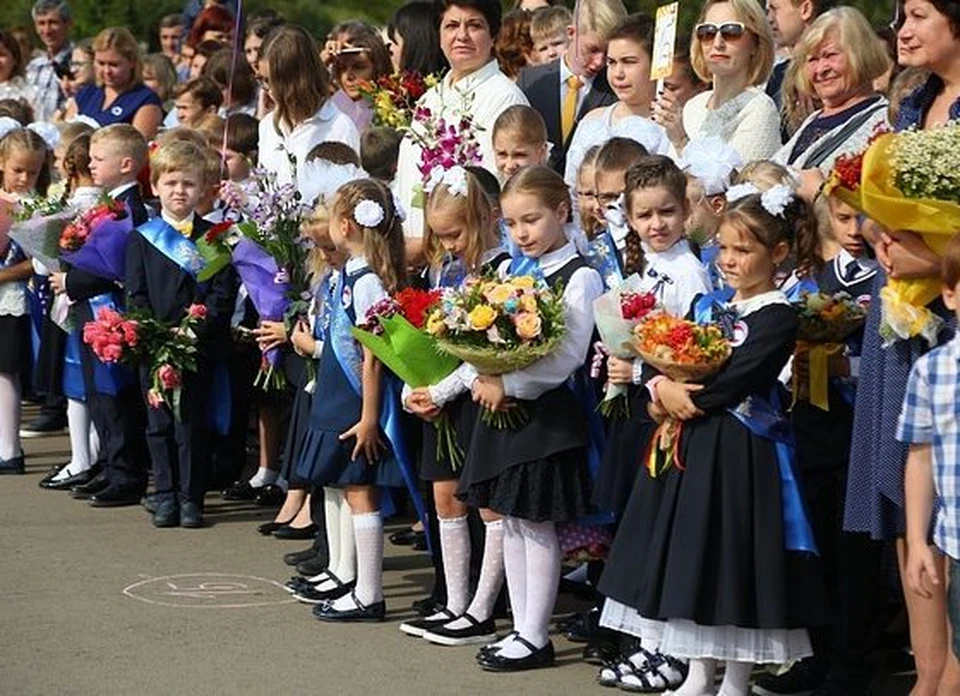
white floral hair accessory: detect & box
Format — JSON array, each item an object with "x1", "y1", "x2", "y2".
[
  {"x1": 725, "y1": 182, "x2": 762, "y2": 204},
  {"x1": 424, "y1": 165, "x2": 469, "y2": 197},
  {"x1": 681, "y1": 136, "x2": 743, "y2": 196},
  {"x1": 760, "y1": 184, "x2": 794, "y2": 218},
  {"x1": 391, "y1": 192, "x2": 407, "y2": 223},
  {"x1": 297, "y1": 160, "x2": 368, "y2": 208},
  {"x1": 27, "y1": 122, "x2": 60, "y2": 151},
  {"x1": 354, "y1": 199, "x2": 385, "y2": 228},
  {"x1": 69, "y1": 114, "x2": 101, "y2": 131},
  {"x1": 0, "y1": 116, "x2": 19, "y2": 141}
]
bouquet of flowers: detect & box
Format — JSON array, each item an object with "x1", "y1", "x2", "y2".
[
  {"x1": 426, "y1": 273, "x2": 566, "y2": 429},
  {"x1": 58, "y1": 198, "x2": 134, "y2": 281},
  {"x1": 832, "y1": 124, "x2": 960, "y2": 345},
  {"x1": 408, "y1": 104, "x2": 482, "y2": 208},
  {"x1": 358, "y1": 71, "x2": 439, "y2": 129},
  {"x1": 82, "y1": 303, "x2": 208, "y2": 420},
  {"x1": 823, "y1": 124, "x2": 889, "y2": 211},
  {"x1": 6, "y1": 194, "x2": 73, "y2": 272},
  {"x1": 630, "y1": 313, "x2": 731, "y2": 476},
  {"x1": 352, "y1": 288, "x2": 464, "y2": 466},
  {"x1": 205, "y1": 168, "x2": 313, "y2": 389},
  {"x1": 792, "y1": 291, "x2": 868, "y2": 411},
  {"x1": 591, "y1": 276, "x2": 660, "y2": 419}
]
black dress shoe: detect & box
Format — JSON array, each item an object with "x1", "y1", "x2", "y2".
[
  {"x1": 70, "y1": 473, "x2": 109, "y2": 499},
  {"x1": 89, "y1": 485, "x2": 143, "y2": 508},
  {"x1": 389, "y1": 527, "x2": 420, "y2": 546},
  {"x1": 257, "y1": 518, "x2": 293, "y2": 536},
  {"x1": 412, "y1": 532, "x2": 428, "y2": 551},
  {"x1": 0, "y1": 452, "x2": 25, "y2": 475},
  {"x1": 153, "y1": 495, "x2": 179, "y2": 528},
  {"x1": 180, "y1": 499, "x2": 204, "y2": 528},
  {"x1": 273, "y1": 523, "x2": 318, "y2": 540},
  {"x1": 254, "y1": 484, "x2": 285, "y2": 507},
  {"x1": 478, "y1": 638, "x2": 555, "y2": 672},
  {"x1": 42, "y1": 465, "x2": 101, "y2": 491},
  {"x1": 294, "y1": 574, "x2": 355, "y2": 604},
  {"x1": 412, "y1": 596, "x2": 446, "y2": 617},
  {"x1": 582, "y1": 637, "x2": 619, "y2": 665},
  {"x1": 296, "y1": 556, "x2": 329, "y2": 577},
  {"x1": 312, "y1": 592, "x2": 385, "y2": 623},
  {"x1": 38, "y1": 463, "x2": 69, "y2": 488},
  {"x1": 284, "y1": 547, "x2": 318, "y2": 566},
  {"x1": 222, "y1": 480, "x2": 258, "y2": 501}
]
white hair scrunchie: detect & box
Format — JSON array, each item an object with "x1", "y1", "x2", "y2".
[
  {"x1": 27, "y1": 122, "x2": 61, "y2": 151},
  {"x1": 0, "y1": 116, "x2": 21, "y2": 141},
  {"x1": 354, "y1": 199, "x2": 385, "y2": 228}
]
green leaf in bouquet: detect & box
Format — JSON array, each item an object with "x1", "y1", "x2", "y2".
[
  {"x1": 195, "y1": 237, "x2": 231, "y2": 282},
  {"x1": 352, "y1": 313, "x2": 460, "y2": 387}
]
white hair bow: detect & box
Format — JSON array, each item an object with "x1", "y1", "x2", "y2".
[{"x1": 681, "y1": 136, "x2": 743, "y2": 196}]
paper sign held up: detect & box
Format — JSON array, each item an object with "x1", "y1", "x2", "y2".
[{"x1": 651, "y1": 2, "x2": 680, "y2": 81}]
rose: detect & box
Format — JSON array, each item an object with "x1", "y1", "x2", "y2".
[
  {"x1": 514, "y1": 312, "x2": 542, "y2": 340},
  {"x1": 187, "y1": 304, "x2": 208, "y2": 320},
  {"x1": 484, "y1": 284, "x2": 515, "y2": 306},
  {"x1": 468, "y1": 304, "x2": 498, "y2": 331},
  {"x1": 511, "y1": 276, "x2": 536, "y2": 290},
  {"x1": 100, "y1": 343, "x2": 123, "y2": 363},
  {"x1": 147, "y1": 389, "x2": 166, "y2": 409},
  {"x1": 520, "y1": 294, "x2": 538, "y2": 313},
  {"x1": 157, "y1": 364, "x2": 182, "y2": 389}
]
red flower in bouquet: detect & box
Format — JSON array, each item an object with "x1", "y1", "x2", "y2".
[
  {"x1": 203, "y1": 220, "x2": 233, "y2": 244},
  {"x1": 187, "y1": 303, "x2": 208, "y2": 320},
  {"x1": 620, "y1": 291, "x2": 658, "y2": 321},
  {"x1": 82, "y1": 307, "x2": 140, "y2": 363},
  {"x1": 395, "y1": 288, "x2": 442, "y2": 329},
  {"x1": 60, "y1": 199, "x2": 127, "y2": 252},
  {"x1": 157, "y1": 364, "x2": 182, "y2": 389}
]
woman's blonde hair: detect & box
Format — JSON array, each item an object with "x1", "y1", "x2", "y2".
[
  {"x1": 262, "y1": 26, "x2": 331, "y2": 132},
  {"x1": 331, "y1": 178, "x2": 407, "y2": 293},
  {"x1": 690, "y1": 0, "x2": 774, "y2": 87},
  {"x1": 424, "y1": 170, "x2": 499, "y2": 272},
  {"x1": 92, "y1": 27, "x2": 143, "y2": 86},
  {"x1": 142, "y1": 53, "x2": 178, "y2": 103}
]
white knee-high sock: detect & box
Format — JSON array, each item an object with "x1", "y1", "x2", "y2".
[
  {"x1": 0, "y1": 373, "x2": 21, "y2": 461},
  {"x1": 717, "y1": 661, "x2": 753, "y2": 696},
  {"x1": 501, "y1": 517, "x2": 528, "y2": 636},
  {"x1": 88, "y1": 421, "x2": 101, "y2": 464},
  {"x1": 348, "y1": 511, "x2": 383, "y2": 606},
  {"x1": 674, "y1": 658, "x2": 717, "y2": 696},
  {"x1": 322, "y1": 487, "x2": 343, "y2": 576},
  {"x1": 504, "y1": 518, "x2": 559, "y2": 656},
  {"x1": 461, "y1": 518, "x2": 504, "y2": 622},
  {"x1": 335, "y1": 494, "x2": 357, "y2": 583},
  {"x1": 438, "y1": 515, "x2": 471, "y2": 615},
  {"x1": 61, "y1": 399, "x2": 93, "y2": 476}
]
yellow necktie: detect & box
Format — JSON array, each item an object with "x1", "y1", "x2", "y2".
[
  {"x1": 173, "y1": 218, "x2": 193, "y2": 237},
  {"x1": 561, "y1": 74, "x2": 582, "y2": 142}
]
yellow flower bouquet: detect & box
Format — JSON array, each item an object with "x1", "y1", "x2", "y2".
[
  {"x1": 853, "y1": 125, "x2": 960, "y2": 345},
  {"x1": 426, "y1": 272, "x2": 566, "y2": 428}
]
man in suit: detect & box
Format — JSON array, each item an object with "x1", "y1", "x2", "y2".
[{"x1": 517, "y1": 0, "x2": 627, "y2": 174}]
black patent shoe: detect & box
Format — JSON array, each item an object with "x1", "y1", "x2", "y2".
[
  {"x1": 44, "y1": 464, "x2": 100, "y2": 490},
  {"x1": 254, "y1": 484, "x2": 285, "y2": 507},
  {"x1": 312, "y1": 592, "x2": 386, "y2": 623},
  {"x1": 273, "y1": 523, "x2": 318, "y2": 540},
  {"x1": 477, "y1": 637, "x2": 555, "y2": 672},
  {"x1": 38, "y1": 463, "x2": 69, "y2": 488},
  {"x1": 257, "y1": 518, "x2": 293, "y2": 536},
  {"x1": 284, "y1": 547, "x2": 318, "y2": 567},
  {"x1": 70, "y1": 473, "x2": 109, "y2": 499},
  {"x1": 294, "y1": 573, "x2": 355, "y2": 604},
  {"x1": 222, "y1": 480, "x2": 258, "y2": 501},
  {"x1": 0, "y1": 453, "x2": 25, "y2": 476}
]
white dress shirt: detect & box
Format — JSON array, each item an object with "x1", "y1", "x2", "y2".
[
  {"x1": 258, "y1": 100, "x2": 361, "y2": 186},
  {"x1": 395, "y1": 59, "x2": 529, "y2": 239},
  {"x1": 344, "y1": 256, "x2": 388, "y2": 325}
]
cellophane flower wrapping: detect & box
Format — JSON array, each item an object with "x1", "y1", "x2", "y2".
[
  {"x1": 630, "y1": 313, "x2": 731, "y2": 476},
  {"x1": 8, "y1": 199, "x2": 74, "y2": 272},
  {"x1": 427, "y1": 272, "x2": 566, "y2": 429},
  {"x1": 592, "y1": 274, "x2": 660, "y2": 419},
  {"x1": 82, "y1": 303, "x2": 207, "y2": 420},
  {"x1": 352, "y1": 288, "x2": 465, "y2": 466}
]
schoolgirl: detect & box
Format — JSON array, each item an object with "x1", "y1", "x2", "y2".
[{"x1": 458, "y1": 165, "x2": 604, "y2": 671}]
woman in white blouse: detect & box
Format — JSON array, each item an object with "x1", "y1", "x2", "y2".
[
  {"x1": 657, "y1": 0, "x2": 781, "y2": 164},
  {"x1": 257, "y1": 26, "x2": 361, "y2": 185},
  {"x1": 394, "y1": 0, "x2": 528, "y2": 261},
  {"x1": 0, "y1": 30, "x2": 37, "y2": 107}
]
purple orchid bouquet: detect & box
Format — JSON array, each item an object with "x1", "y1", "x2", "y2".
[{"x1": 408, "y1": 105, "x2": 482, "y2": 208}]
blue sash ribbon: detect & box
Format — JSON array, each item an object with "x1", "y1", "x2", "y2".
[
  {"x1": 62, "y1": 330, "x2": 85, "y2": 400},
  {"x1": 88, "y1": 293, "x2": 134, "y2": 396},
  {"x1": 137, "y1": 218, "x2": 205, "y2": 277},
  {"x1": 695, "y1": 291, "x2": 818, "y2": 554},
  {"x1": 583, "y1": 229, "x2": 624, "y2": 290},
  {"x1": 328, "y1": 272, "x2": 427, "y2": 538},
  {"x1": 782, "y1": 275, "x2": 818, "y2": 303}
]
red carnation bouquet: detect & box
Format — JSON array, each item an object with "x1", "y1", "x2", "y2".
[
  {"x1": 354, "y1": 288, "x2": 464, "y2": 466},
  {"x1": 592, "y1": 276, "x2": 661, "y2": 419},
  {"x1": 823, "y1": 124, "x2": 889, "y2": 209},
  {"x1": 83, "y1": 303, "x2": 208, "y2": 420}
]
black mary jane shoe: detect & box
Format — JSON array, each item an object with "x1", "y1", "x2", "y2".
[
  {"x1": 476, "y1": 631, "x2": 520, "y2": 660},
  {"x1": 254, "y1": 484, "x2": 285, "y2": 507},
  {"x1": 294, "y1": 572, "x2": 354, "y2": 604},
  {"x1": 38, "y1": 463, "x2": 69, "y2": 489},
  {"x1": 284, "y1": 547, "x2": 318, "y2": 567},
  {"x1": 272, "y1": 523, "x2": 318, "y2": 540},
  {"x1": 257, "y1": 518, "x2": 293, "y2": 536},
  {"x1": 0, "y1": 453, "x2": 25, "y2": 476},
  {"x1": 477, "y1": 637, "x2": 555, "y2": 673},
  {"x1": 222, "y1": 480, "x2": 258, "y2": 501},
  {"x1": 312, "y1": 591, "x2": 386, "y2": 623},
  {"x1": 388, "y1": 527, "x2": 420, "y2": 546},
  {"x1": 399, "y1": 607, "x2": 458, "y2": 637},
  {"x1": 43, "y1": 464, "x2": 100, "y2": 491}
]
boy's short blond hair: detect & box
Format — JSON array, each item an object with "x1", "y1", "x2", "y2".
[
  {"x1": 576, "y1": 0, "x2": 628, "y2": 42},
  {"x1": 90, "y1": 124, "x2": 148, "y2": 170},
  {"x1": 150, "y1": 139, "x2": 209, "y2": 186},
  {"x1": 530, "y1": 6, "x2": 573, "y2": 43}
]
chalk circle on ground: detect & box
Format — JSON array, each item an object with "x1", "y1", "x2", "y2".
[{"x1": 123, "y1": 573, "x2": 296, "y2": 608}]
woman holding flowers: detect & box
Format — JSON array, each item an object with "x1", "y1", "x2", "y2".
[
  {"x1": 393, "y1": 0, "x2": 528, "y2": 263},
  {"x1": 453, "y1": 166, "x2": 603, "y2": 672},
  {"x1": 844, "y1": 1, "x2": 960, "y2": 692}
]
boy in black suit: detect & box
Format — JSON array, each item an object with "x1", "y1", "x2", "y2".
[
  {"x1": 517, "y1": 0, "x2": 626, "y2": 174},
  {"x1": 125, "y1": 139, "x2": 238, "y2": 528},
  {"x1": 52, "y1": 125, "x2": 151, "y2": 505}
]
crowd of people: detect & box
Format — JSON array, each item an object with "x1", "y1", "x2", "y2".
[{"x1": 1, "y1": 0, "x2": 960, "y2": 693}]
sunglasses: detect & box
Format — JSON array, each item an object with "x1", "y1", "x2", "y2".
[{"x1": 695, "y1": 21, "x2": 747, "y2": 42}]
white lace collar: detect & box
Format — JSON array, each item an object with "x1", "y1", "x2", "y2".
[{"x1": 730, "y1": 290, "x2": 790, "y2": 318}]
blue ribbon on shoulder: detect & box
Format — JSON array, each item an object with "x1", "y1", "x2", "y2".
[
  {"x1": 62, "y1": 330, "x2": 85, "y2": 400},
  {"x1": 137, "y1": 218, "x2": 205, "y2": 277},
  {"x1": 328, "y1": 270, "x2": 427, "y2": 541},
  {"x1": 782, "y1": 275, "x2": 818, "y2": 303},
  {"x1": 583, "y1": 228, "x2": 624, "y2": 290}
]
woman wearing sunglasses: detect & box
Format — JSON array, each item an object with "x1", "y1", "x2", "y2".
[{"x1": 655, "y1": 0, "x2": 780, "y2": 164}]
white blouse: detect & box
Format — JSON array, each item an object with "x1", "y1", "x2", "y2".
[
  {"x1": 394, "y1": 59, "x2": 529, "y2": 238},
  {"x1": 683, "y1": 87, "x2": 782, "y2": 164},
  {"x1": 258, "y1": 100, "x2": 361, "y2": 186}
]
